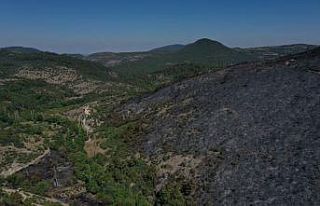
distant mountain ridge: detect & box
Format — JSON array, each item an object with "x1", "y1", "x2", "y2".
[
  {"x1": 0, "y1": 46, "x2": 41, "y2": 54},
  {"x1": 85, "y1": 39, "x2": 317, "y2": 78},
  {"x1": 106, "y1": 38, "x2": 256, "y2": 77},
  {"x1": 239, "y1": 44, "x2": 318, "y2": 60},
  {"x1": 149, "y1": 44, "x2": 185, "y2": 53},
  {"x1": 1, "y1": 39, "x2": 317, "y2": 79}
]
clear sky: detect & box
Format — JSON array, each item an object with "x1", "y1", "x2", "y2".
[{"x1": 0, "y1": 0, "x2": 319, "y2": 54}]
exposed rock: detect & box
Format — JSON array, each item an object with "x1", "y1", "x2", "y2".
[{"x1": 84, "y1": 138, "x2": 108, "y2": 158}]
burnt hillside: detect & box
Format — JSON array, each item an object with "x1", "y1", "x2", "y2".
[{"x1": 114, "y1": 47, "x2": 320, "y2": 205}]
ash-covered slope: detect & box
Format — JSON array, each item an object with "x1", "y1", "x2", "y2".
[{"x1": 114, "y1": 48, "x2": 320, "y2": 205}]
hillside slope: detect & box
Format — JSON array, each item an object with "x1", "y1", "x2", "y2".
[
  {"x1": 0, "y1": 49, "x2": 132, "y2": 95},
  {"x1": 112, "y1": 47, "x2": 320, "y2": 205},
  {"x1": 0, "y1": 49, "x2": 110, "y2": 81},
  {"x1": 86, "y1": 51, "x2": 152, "y2": 67}
]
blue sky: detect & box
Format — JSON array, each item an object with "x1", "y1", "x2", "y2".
[{"x1": 0, "y1": 0, "x2": 319, "y2": 53}]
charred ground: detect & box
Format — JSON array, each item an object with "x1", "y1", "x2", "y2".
[{"x1": 112, "y1": 47, "x2": 320, "y2": 205}]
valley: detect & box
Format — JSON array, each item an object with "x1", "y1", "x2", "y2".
[{"x1": 0, "y1": 39, "x2": 319, "y2": 205}]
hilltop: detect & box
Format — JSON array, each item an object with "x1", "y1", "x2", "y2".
[{"x1": 173, "y1": 38, "x2": 254, "y2": 64}]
